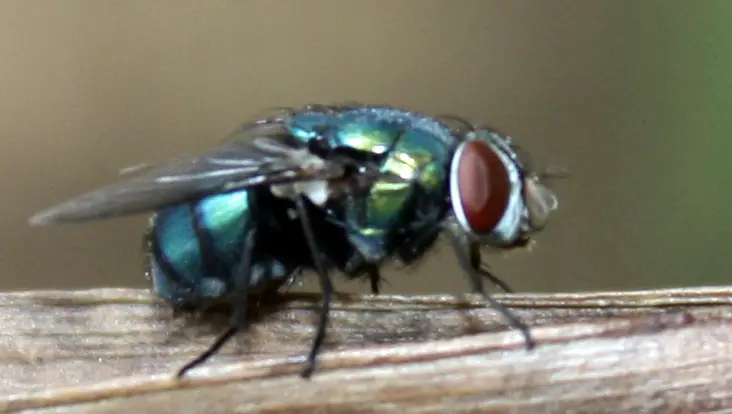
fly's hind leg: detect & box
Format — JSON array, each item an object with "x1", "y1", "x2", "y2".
[{"x1": 176, "y1": 229, "x2": 258, "y2": 378}]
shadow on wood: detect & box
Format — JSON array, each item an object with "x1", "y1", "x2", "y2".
[{"x1": 1, "y1": 287, "x2": 732, "y2": 413}]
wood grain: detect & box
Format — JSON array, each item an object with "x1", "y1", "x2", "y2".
[{"x1": 1, "y1": 287, "x2": 732, "y2": 413}]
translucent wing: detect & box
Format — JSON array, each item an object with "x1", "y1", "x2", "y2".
[{"x1": 29, "y1": 123, "x2": 345, "y2": 225}]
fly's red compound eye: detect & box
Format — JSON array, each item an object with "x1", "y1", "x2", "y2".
[{"x1": 450, "y1": 140, "x2": 511, "y2": 235}]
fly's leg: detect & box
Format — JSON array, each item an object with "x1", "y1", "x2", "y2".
[
  {"x1": 399, "y1": 224, "x2": 515, "y2": 293},
  {"x1": 295, "y1": 196, "x2": 333, "y2": 379},
  {"x1": 280, "y1": 266, "x2": 305, "y2": 294},
  {"x1": 176, "y1": 229, "x2": 257, "y2": 378},
  {"x1": 365, "y1": 265, "x2": 382, "y2": 295},
  {"x1": 469, "y1": 243, "x2": 515, "y2": 293},
  {"x1": 344, "y1": 253, "x2": 384, "y2": 295},
  {"x1": 443, "y1": 231, "x2": 535, "y2": 351}
]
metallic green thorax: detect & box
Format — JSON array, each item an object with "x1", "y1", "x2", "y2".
[{"x1": 286, "y1": 107, "x2": 458, "y2": 262}]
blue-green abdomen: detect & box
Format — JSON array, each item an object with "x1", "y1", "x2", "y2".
[{"x1": 148, "y1": 189, "x2": 290, "y2": 306}]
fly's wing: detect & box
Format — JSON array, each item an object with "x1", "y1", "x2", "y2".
[{"x1": 29, "y1": 123, "x2": 345, "y2": 226}]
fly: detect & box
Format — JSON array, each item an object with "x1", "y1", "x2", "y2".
[{"x1": 29, "y1": 103, "x2": 562, "y2": 379}]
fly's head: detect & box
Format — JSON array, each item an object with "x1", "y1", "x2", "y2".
[{"x1": 448, "y1": 129, "x2": 561, "y2": 251}]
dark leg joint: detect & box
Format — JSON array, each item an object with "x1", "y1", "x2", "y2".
[{"x1": 470, "y1": 243, "x2": 514, "y2": 293}]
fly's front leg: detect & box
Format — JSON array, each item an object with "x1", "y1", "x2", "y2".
[
  {"x1": 443, "y1": 229, "x2": 534, "y2": 351},
  {"x1": 469, "y1": 243, "x2": 515, "y2": 293},
  {"x1": 440, "y1": 218, "x2": 515, "y2": 293}
]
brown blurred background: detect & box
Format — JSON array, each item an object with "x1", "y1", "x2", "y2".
[{"x1": 2, "y1": 1, "x2": 730, "y2": 295}]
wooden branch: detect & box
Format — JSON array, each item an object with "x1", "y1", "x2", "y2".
[{"x1": 2, "y1": 287, "x2": 732, "y2": 413}]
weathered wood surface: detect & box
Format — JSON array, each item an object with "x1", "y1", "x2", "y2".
[{"x1": 1, "y1": 287, "x2": 732, "y2": 413}]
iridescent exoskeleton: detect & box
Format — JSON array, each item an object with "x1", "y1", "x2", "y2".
[
  {"x1": 279, "y1": 105, "x2": 559, "y2": 296},
  {"x1": 29, "y1": 103, "x2": 561, "y2": 379}
]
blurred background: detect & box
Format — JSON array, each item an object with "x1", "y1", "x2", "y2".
[{"x1": 2, "y1": 0, "x2": 730, "y2": 295}]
